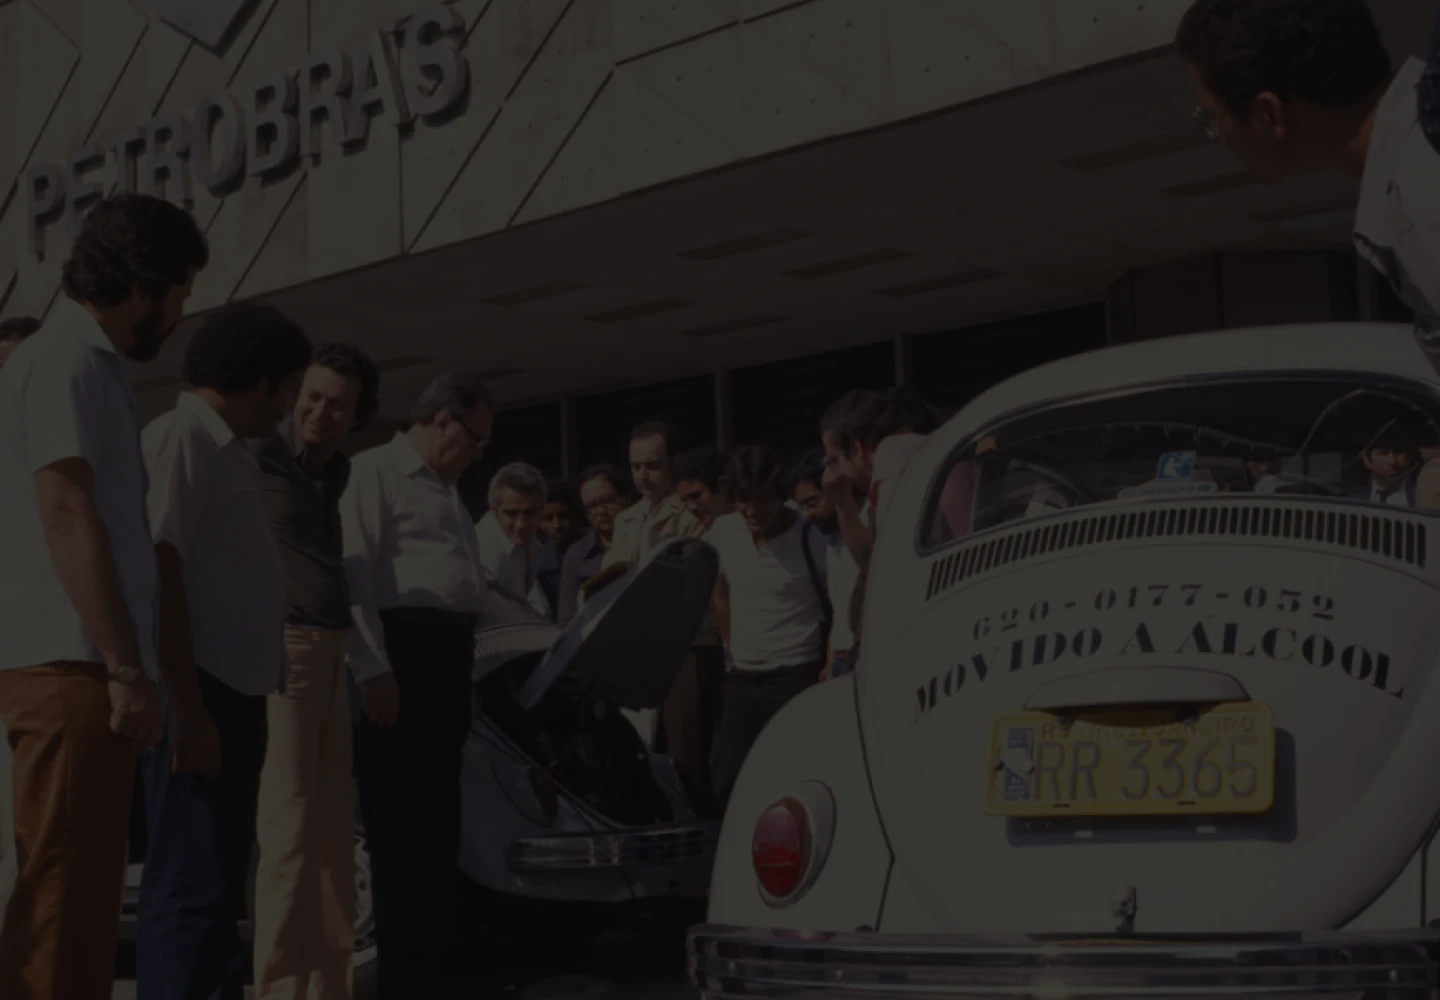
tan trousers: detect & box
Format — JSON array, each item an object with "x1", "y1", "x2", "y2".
[
  {"x1": 0, "y1": 663, "x2": 137, "y2": 1000},
  {"x1": 253, "y1": 627, "x2": 355, "y2": 1000}
]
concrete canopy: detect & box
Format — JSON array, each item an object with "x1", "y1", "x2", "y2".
[{"x1": 0, "y1": 0, "x2": 1428, "y2": 424}]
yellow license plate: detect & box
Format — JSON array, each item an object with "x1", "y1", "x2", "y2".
[{"x1": 984, "y1": 703, "x2": 1275, "y2": 817}]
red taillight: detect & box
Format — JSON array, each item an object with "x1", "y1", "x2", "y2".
[
  {"x1": 528, "y1": 767, "x2": 559, "y2": 824},
  {"x1": 752, "y1": 798, "x2": 810, "y2": 900}
]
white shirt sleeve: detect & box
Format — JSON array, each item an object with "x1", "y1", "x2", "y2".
[
  {"x1": 143, "y1": 417, "x2": 211, "y2": 559},
  {"x1": 23, "y1": 351, "x2": 111, "y2": 474},
  {"x1": 341, "y1": 459, "x2": 392, "y2": 682}
]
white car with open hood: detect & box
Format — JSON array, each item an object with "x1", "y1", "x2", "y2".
[
  {"x1": 460, "y1": 532, "x2": 719, "y2": 934},
  {"x1": 689, "y1": 322, "x2": 1440, "y2": 997}
]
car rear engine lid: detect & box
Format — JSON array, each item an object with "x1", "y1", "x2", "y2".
[{"x1": 518, "y1": 535, "x2": 719, "y2": 711}]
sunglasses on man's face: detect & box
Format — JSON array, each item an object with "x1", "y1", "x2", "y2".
[{"x1": 583, "y1": 493, "x2": 621, "y2": 513}]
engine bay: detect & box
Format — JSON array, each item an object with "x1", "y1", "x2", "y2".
[{"x1": 475, "y1": 652, "x2": 675, "y2": 827}]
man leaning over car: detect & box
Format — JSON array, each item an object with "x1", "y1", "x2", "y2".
[{"x1": 340, "y1": 373, "x2": 495, "y2": 999}]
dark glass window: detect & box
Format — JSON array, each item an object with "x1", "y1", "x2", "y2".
[
  {"x1": 733, "y1": 342, "x2": 894, "y2": 466},
  {"x1": 575, "y1": 375, "x2": 716, "y2": 473},
  {"x1": 913, "y1": 304, "x2": 1107, "y2": 415},
  {"x1": 459, "y1": 402, "x2": 561, "y2": 520}
]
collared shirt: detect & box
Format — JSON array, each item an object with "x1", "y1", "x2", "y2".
[
  {"x1": 255, "y1": 419, "x2": 351, "y2": 630},
  {"x1": 144, "y1": 392, "x2": 288, "y2": 696},
  {"x1": 556, "y1": 529, "x2": 607, "y2": 627},
  {"x1": 710, "y1": 510, "x2": 829, "y2": 672},
  {"x1": 474, "y1": 512, "x2": 557, "y2": 619},
  {"x1": 1355, "y1": 58, "x2": 1440, "y2": 340},
  {"x1": 341, "y1": 433, "x2": 488, "y2": 682},
  {"x1": 0, "y1": 299, "x2": 158, "y2": 676},
  {"x1": 602, "y1": 493, "x2": 703, "y2": 570},
  {"x1": 1370, "y1": 478, "x2": 1415, "y2": 507}
]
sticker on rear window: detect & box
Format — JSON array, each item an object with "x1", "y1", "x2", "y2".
[{"x1": 1156, "y1": 451, "x2": 1196, "y2": 481}]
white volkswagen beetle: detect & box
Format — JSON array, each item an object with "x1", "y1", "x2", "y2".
[
  {"x1": 690, "y1": 322, "x2": 1440, "y2": 995},
  {"x1": 458, "y1": 534, "x2": 720, "y2": 940}
]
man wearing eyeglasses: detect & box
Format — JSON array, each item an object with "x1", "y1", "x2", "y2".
[
  {"x1": 1177, "y1": 0, "x2": 1440, "y2": 343},
  {"x1": 339, "y1": 373, "x2": 494, "y2": 999},
  {"x1": 555, "y1": 464, "x2": 630, "y2": 627}
]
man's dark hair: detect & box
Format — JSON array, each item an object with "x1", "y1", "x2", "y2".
[
  {"x1": 1175, "y1": 0, "x2": 1392, "y2": 117},
  {"x1": 629, "y1": 420, "x2": 682, "y2": 458},
  {"x1": 1364, "y1": 414, "x2": 1433, "y2": 454},
  {"x1": 790, "y1": 447, "x2": 826, "y2": 494},
  {"x1": 312, "y1": 341, "x2": 381, "y2": 430},
  {"x1": 885, "y1": 386, "x2": 941, "y2": 435},
  {"x1": 673, "y1": 446, "x2": 727, "y2": 491},
  {"x1": 822, "y1": 387, "x2": 937, "y2": 452},
  {"x1": 0, "y1": 316, "x2": 41, "y2": 342},
  {"x1": 821, "y1": 389, "x2": 909, "y2": 452},
  {"x1": 721, "y1": 445, "x2": 786, "y2": 501},
  {"x1": 183, "y1": 302, "x2": 312, "y2": 394},
  {"x1": 410, "y1": 372, "x2": 495, "y2": 425},
  {"x1": 62, "y1": 194, "x2": 209, "y2": 307},
  {"x1": 578, "y1": 463, "x2": 631, "y2": 500}
]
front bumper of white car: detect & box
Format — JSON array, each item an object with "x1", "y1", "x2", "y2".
[
  {"x1": 687, "y1": 926, "x2": 1440, "y2": 998},
  {"x1": 508, "y1": 821, "x2": 717, "y2": 873}
]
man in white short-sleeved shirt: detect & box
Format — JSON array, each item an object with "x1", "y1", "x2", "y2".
[
  {"x1": 136, "y1": 302, "x2": 312, "y2": 1000},
  {"x1": 709, "y1": 445, "x2": 829, "y2": 803},
  {"x1": 0, "y1": 193, "x2": 207, "y2": 1000}
]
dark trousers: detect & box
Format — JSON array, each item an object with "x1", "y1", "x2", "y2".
[
  {"x1": 354, "y1": 610, "x2": 473, "y2": 999},
  {"x1": 655, "y1": 645, "x2": 728, "y2": 816},
  {"x1": 711, "y1": 662, "x2": 819, "y2": 804},
  {"x1": 137, "y1": 669, "x2": 268, "y2": 1000}
]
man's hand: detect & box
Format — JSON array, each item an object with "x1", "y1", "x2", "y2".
[
  {"x1": 362, "y1": 673, "x2": 401, "y2": 728},
  {"x1": 170, "y1": 701, "x2": 222, "y2": 779},
  {"x1": 108, "y1": 675, "x2": 162, "y2": 749},
  {"x1": 817, "y1": 663, "x2": 832, "y2": 683},
  {"x1": 821, "y1": 463, "x2": 855, "y2": 506}
]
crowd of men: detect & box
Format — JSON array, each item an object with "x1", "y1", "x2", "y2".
[
  {"x1": 2, "y1": 1, "x2": 1440, "y2": 999},
  {"x1": 0, "y1": 190, "x2": 935, "y2": 1000}
]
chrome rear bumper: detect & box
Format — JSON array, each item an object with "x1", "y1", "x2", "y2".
[
  {"x1": 687, "y1": 926, "x2": 1440, "y2": 998},
  {"x1": 508, "y1": 821, "x2": 718, "y2": 872}
]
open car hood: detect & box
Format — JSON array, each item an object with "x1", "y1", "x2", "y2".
[{"x1": 514, "y1": 535, "x2": 719, "y2": 711}]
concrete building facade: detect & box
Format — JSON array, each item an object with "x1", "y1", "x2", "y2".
[{"x1": 0, "y1": 0, "x2": 1428, "y2": 481}]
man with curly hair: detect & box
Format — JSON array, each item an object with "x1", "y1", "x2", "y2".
[
  {"x1": 708, "y1": 445, "x2": 830, "y2": 804},
  {"x1": 1177, "y1": 0, "x2": 1440, "y2": 338},
  {"x1": 251, "y1": 341, "x2": 380, "y2": 998},
  {"x1": 137, "y1": 301, "x2": 313, "y2": 1000},
  {"x1": 0, "y1": 193, "x2": 206, "y2": 1000}
]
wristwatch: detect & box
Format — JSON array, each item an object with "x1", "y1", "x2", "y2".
[{"x1": 108, "y1": 664, "x2": 142, "y2": 683}]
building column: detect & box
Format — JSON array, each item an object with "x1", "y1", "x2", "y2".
[
  {"x1": 894, "y1": 334, "x2": 913, "y2": 388},
  {"x1": 559, "y1": 396, "x2": 578, "y2": 479},
  {"x1": 1106, "y1": 249, "x2": 1361, "y2": 344},
  {"x1": 714, "y1": 370, "x2": 733, "y2": 451}
]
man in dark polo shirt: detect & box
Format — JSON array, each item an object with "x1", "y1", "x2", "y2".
[{"x1": 251, "y1": 342, "x2": 379, "y2": 999}]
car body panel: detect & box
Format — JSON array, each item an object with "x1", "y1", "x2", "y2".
[
  {"x1": 700, "y1": 323, "x2": 1440, "y2": 970},
  {"x1": 706, "y1": 674, "x2": 890, "y2": 932}
]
